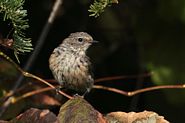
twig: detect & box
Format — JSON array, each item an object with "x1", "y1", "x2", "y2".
[
  {"x1": 95, "y1": 72, "x2": 152, "y2": 83},
  {"x1": 45, "y1": 79, "x2": 58, "y2": 83},
  {"x1": 94, "y1": 84, "x2": 185, "y2": 96},
  {"x1": 93, "y1": 85, "x2": 129, "y2": 95},
  {"x1": 0, "y1": 51, "x2": 72, "y2": 116},
  {"x1": 13, "y1": 87, "x2": 55, "y2": 103},
  {"x1": 5, "y1": 52, "x2": 72, "y2": 98},
  {"x1": 127, "y1": 84, "x2": 185, "y2": 96},
  {"x1": 23, "y1": 73, "x2": 72, "y2": 99},
  {"x1": 0, "y1": 51, "x2": 72, "y2": 99},
  {"x1": 1, "y1": 87, "x2": 58, "y2": 106},
  {"x1": 0, "y1": 83, "x2": 31, "y2": 103}
]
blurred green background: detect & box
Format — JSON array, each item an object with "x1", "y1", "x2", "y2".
[{"x1": 0, "y1": 0, "x2": 185, "y2": 122}]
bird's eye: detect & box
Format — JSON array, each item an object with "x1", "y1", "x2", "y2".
[{"x1": 78, "y1": 38, "x2": 83, "y2": 42}]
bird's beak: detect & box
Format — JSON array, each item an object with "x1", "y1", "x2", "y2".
[{"x1": 92, "y1": 40, "x2": 98, "y2": 43}]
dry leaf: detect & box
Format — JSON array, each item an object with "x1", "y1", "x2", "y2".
[
  {"x1": 11, "y1": 108, "x2": 59, "y2": 123},
  {"x1": 32, "y1": 94, "x2": 61, "y2": 106},
  {"x1": 106, "y1": 111, "x2": 169, "y2": 123}
]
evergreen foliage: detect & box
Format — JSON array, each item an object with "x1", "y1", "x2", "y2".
[
  {"x1": 0, "y1": 0, "x2": 33, "y2": 62},
  {"x1": 88, "y1": 0, "x2": 118, "y2": 17}
]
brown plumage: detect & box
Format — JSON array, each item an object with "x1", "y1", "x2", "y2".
[{"x1": 49, "y1": 32, "x2": 96, "y2": 94}]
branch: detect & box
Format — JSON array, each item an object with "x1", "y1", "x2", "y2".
[
  {"x1": 95, "y1": 72, "x2": 152, "y2": 83},
  {"x1": 0, "y1": 51, "x2": 72, "y2": 116},
  {"x1": 0, "y1": 51, "x2": 72, "y2": 99},
  {"x1": 94, "y1": 84, "x2": 185, "y2": 96},
  {"x1": 0, "y1": 0, "x2": 33, "y2": 61},
  {"x1": 88, "y1": 0, "x2": 118, "y2": 17},
  {"x1": 13, "y1": 87, "x2": 55, "y2": 103}
]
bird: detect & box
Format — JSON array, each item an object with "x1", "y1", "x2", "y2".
[{"x1": 49, "y1": 32, "x2": 96, "y2": 95}]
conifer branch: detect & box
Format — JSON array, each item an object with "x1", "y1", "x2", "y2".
[
  {"x1": 0, "y1": 0, "x2": 33, "y2": 62},
  {"x1": 88, "y1": 0, "x2": 118, "y2": 18}
]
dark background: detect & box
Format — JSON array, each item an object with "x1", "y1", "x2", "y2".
[{"x1": 1, "y1": 0, "x2": 185, "y2": 122}]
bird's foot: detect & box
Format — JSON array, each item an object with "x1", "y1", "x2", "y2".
[{"x1": 55, "y1": 86, "x2": 63, "y2": 95}]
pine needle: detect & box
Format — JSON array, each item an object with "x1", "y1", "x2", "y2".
[
  {"x1": 0, "y1": 0, "x2": 33, "y2": 62},
  {"x1": 88, "y1": 0, "x2": 118, "y2": 18}
]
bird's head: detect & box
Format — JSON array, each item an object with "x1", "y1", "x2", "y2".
[{"x1": 62, "y1": 32, "x2": 97, "y2": 53}]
